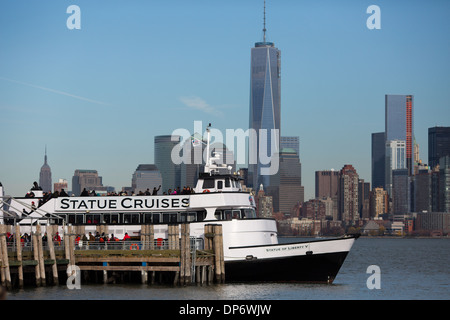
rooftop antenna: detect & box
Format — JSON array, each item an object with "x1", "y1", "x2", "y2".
[{"x1": 263, "y1": 0, "x2": 267, "y2": 42}]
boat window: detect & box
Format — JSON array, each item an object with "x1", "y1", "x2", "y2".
[
  {"x1": 104, "y1": 213, "x2": 119, "y2": 224},
  {"x1": 214, "y1": 210, "x2": 222, "y2": 220},
  {"x1": 144, "y1": 213, "x2": 152, "y2": 223},
  {"x1": 68, "y1": 214, "x2": 76, "y2": 224},
  {"x1": 55, "y1": 215, "x2": 65, "y2": 225},
  {"x1": 76, "y1": 214, "x2": 84, "y2": 224},
  {"x1": 232, "y1": 210, "x2": 240, "y2": 219},
  {"x1": 224, "y1": 210, "x2": 232, "y2": 220},
  {"x1": 187, "y1": 212, "x2": 197, "y2": 222},
  {"x1": 124, "y1": 213, "x2": 140, "y2": 224},
  {"x1": 152, "y1": 213, "x2": 160, "y2": 224},
  {"x1": 217, "y1": 180, "x2": 223, "y2": 189},
  {"x1": 202, "y1": 179, "x2": 215, "y2": 189},
  {"x1": 243, "y1": 209, "x2": 257, "y2": 219},
  {"x1": 196, "y1": 210, "x2": 206, "y2": 222},
  {"x1": 225, "y1": 178, "x2": 231, "y2": 188},
  {"x1": 86, "y1": 214, "x2": 101, "y2": 224}
]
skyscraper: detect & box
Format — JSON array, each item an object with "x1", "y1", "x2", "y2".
[
  {"x1": 39, "y1": 147, "x2": 52, "y2": 193},
  {"x1": 72, "y1": 170, "x2": 103, "y2": 196},
  {"x1": 280, "y1": 136, "x2": 299, "y2": 156},
  {"x1": 154, "y1": 135, "x2": 181, "y2": 193},
  {"x1": 385, "y1": 94, "x2": 414, "y2": 175},
  {"x1": 392, "y1": 169, "x2": 410, "y2": 214},
  {"x1": 248, "y1": 2, "x2": 281, "y2": 189},
  {"x1": 439, "y1": 156, "x2": 450, "y2": 212},
  {"x1": 131, "y1": 164, "x2": 163, "y2": 194},
  {"x1": 414, "y1": 166, "x2": 431, "y2": 213},
  {"x1": 385, "y1": 139, "x2": 406, "y2": 196},
  {"x1": 338, "y1": 165, "x2": 359, "y2": 224},
  {"x1": 54, "y1": 179, "x2": 68, "y2": 193},
  {"x1": 315, "y1": 170, "x2": 339, "y2": 199},
  {"x1": 270, "y1": 148, "x2": 303, "y2": 215},
  {"x1": 358, "y1": 179, "x2": 371, "y2": 219},
  {"x1": 371, "y1": 132, "x2": 385, "y2": 189},
  {"x1": 369, "y1": 187, "x2": 388, "y2": 218},
  {"x1": 428, "y1": 126, "x2": 450, "y2": 169}
]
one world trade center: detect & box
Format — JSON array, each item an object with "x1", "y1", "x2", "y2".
[{"x1": 248, "y1": 1, "x2": 281, "y2": 190}]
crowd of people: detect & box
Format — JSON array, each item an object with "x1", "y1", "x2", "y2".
[
  {"x1": 26, "y1": 182, "x2": 196, "y2": 199},
  {"x1": 5, "y1": 230, "x2": 134, "y2": 248},
  {"x1": 80, "y1": 185, "x2": 197, "y2": 197}
]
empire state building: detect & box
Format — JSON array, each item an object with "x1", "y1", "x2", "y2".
[{"x1": 39, "y1": 147, "x2": 52, "y2": 192}]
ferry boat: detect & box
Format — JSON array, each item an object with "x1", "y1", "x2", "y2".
[{"x1": 0, "y1": 128, "x2": 359, "y2": 284}]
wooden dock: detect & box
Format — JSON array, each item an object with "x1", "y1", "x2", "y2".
[{"x1": 0, "y1": 223, "x2": 225, "y2": 290}]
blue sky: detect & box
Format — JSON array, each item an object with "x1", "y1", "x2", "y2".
[{"x1": 0, "y1": 0, "x2": 449, "y2": 200}]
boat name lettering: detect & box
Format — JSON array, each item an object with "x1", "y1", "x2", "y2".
[
  {"x1": 58, "y1": 197, "x2": 190, "y2": 211},
  {"x1": 265, "y1": 245, "x2": 306, "y2": 252}
]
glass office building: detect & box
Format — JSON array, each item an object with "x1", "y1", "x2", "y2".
[
  {"x1": 248, "y1": 41, "x2": 281, "y2": 189},
  {"x1": 154, "y1": 135, "x2": 181, "y2": 193},
  {"x1": 385, "y1": 139, "x2": 407, "y2": 196},
  {"x1": 392, "y1": 169, "x2": 410, "y2": 214},
  {"x1": 371, "y1": 132, "x2": 385, "y2": 189},
  {"x1": 428, "y1": 126, "x2": 450, "y2": 169},
  {"x1": 385, "y1": 95, "x2": 414, "y2": 175}
]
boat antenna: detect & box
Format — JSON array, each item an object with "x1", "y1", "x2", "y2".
[
  {"x1": 263, "y1": 0, "x2": 266, "y2": 43},
  {"x1": 205, "y1": 123, "x2": 211, "y2": 173}
]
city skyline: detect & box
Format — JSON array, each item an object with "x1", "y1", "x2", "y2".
[{"x1": 1, "y1": 0, "x2": 449, "y2": 200}]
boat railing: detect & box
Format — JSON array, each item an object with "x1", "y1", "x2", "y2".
[{"x1": 4, "y1": 237, "x2": 204, "y2": 253}]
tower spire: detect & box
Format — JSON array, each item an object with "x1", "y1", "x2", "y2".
[
  {"x1": 263, "y1": 0, "x2": 267, "y2": 42},
  {"x1": 44, "y1": 145, "x2": 47, "y2": 164}
]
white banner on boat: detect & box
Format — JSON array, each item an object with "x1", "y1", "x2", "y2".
[{"x1": 55, "y1": 196, "x2": 190, "y2": 212}]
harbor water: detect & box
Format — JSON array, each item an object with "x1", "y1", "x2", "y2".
[{"x1": 5, "y1": 237, "x2": 450, "y2": 300}]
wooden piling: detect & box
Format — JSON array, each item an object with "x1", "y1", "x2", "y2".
[
  {"x1": 196, "y1": 266, "x2": 201, "y2": 284},
  {"x1": 15, "y1": 224, "x2": 24, "y2": 288},
  {"x1": 168, "y1": 225, "x2": 173, "y2": 250},
  {"x1": 36, "y1": 224, "x2": 46, "y2": 286},
  {"x1": 141, "y1": 263, "x2": 148, "y2": 284},
  {"x1": 140, "y1": 225, "x2": 147, "y2": 250},
  {"x1": 0, "y1": 225, "x2": 12, "y2": 289},
  {"x1": 32, "y1": 231, "x2": 41, "y2": 286},
  {"x1": 149, "y1": 225, "x2": 154, "y2": 250},
  {"x1": 204, "y1": 224, "x2": 213, "y2": 251},
  {"x1": 213, "y1": 225, "x2": 221, "y2": 283},
  {"x1": 212, "y1": 224, "x2": 225, "y2": 283},
  {"x1": 180, "y1": 224, "x2": 191, "y2": 285},
  {"x1": 68, "y1": 225, "x2": 76, "y2": 275},
  {"x1": 46, "y1": 225, "x2": 59, "y2": 285},
  {"x1": 219, "y1": 226, "x2": 225, "y2": 283},
  {"x1": 180, "y1": 224, "x2": 186, "y2": 285},
  {"x1": 185, "y1": 224, "x2": 191, "y2": 285},
  {"x1": 151, "y1": 271, "x2": 156, "y2": 285},
  {"x1": 64, "y1": 225, "x2": 70, "y2": 276},
  {"x1": 140, "y1": 225, "x2": 148, "y2": 284},
  {"x1": 201, "y1": 265, "x2": 206, "y2": 285}
]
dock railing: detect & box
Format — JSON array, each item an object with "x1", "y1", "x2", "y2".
[{"x1": 0, "y1": 223, "x2": 222, "y2": 290}]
